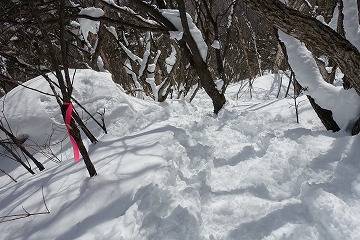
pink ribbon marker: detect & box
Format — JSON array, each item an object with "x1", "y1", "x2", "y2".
[{"x1": 63, "y1": 102, "x2": 80, "y2": 162}]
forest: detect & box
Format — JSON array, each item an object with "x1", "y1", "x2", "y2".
[{"x1": 1, "y1": 0, "x2": 360, "y2": 239}]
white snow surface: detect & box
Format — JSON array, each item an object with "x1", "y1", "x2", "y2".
[{"x1": 1, "y1": 70, "x2": 360, "y2": 240}]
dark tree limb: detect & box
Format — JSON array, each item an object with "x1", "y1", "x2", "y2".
[
  {"x1": 307, "y1": 96, "x2": 341, "y2": 132},
  {"x1": 0, "y1": 141, "x2": 35, "y2": 175},
  {"x1": 0, "y1": 125, "x2": 45, "y2": 171}
]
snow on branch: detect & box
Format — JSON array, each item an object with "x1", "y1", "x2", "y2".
[
  {"x1": 102, "y1": 0, "x2": 159, "y2": 26},
  {"x1": 78, "y1": 7, "x2": 105, "y2": 41},
  {"x1": 279, "y1": 31, "x2": 360, "y2": 129},
  {"x1": 161, "y1": 9, "x2": 208, "y2": 61}
]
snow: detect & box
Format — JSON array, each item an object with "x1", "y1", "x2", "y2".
[
  {"x1": 343, "y1": 0, "x2": 360, "y2": 51},
  {"x1": 79, "y1": 7, "x2": 105, "y2": 18},
  {"x1": 227, "y1": 4, "x2": 234, "y2": 28},
  {"x1": 1, "y1": 70, "x2": 360, "y2": 239},
  {"x1": 165, "y1": 45, "x2": 177, "y2": 73},
  {"x1": 328, "y1": 1, "x2": 360, "y2": 51},
  {"x1": 211, "y1": 40, "x2": 220, "y2": 49},
  {"x1": 105, "y1": 25, "x2": 118, "y2": 40},
  {"x1": 78, "y1": 7, "x2": 104, "y2": 41}
]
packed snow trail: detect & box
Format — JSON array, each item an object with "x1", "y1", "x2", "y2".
[{"x1": 1, "y1": 71, "x2": 360, "y2": 239}]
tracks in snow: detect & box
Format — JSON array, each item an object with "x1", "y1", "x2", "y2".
[{"x1": 126, "y1": 99, "x2": 360, "y2": 240}]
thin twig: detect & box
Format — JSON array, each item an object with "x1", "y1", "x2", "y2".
[
  {"x1": 42, "y1": 186, "x2": 50, "y2": 213},
  {"x1": 0, "y1": 168, "x2": 17, "y2": 182}
]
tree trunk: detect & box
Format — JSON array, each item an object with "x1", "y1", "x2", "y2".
[
  {"x1": 176, "y1": 0, "x2": 226, "y2": 114},
  {"x1": 71, "y1": 120, "x2": 97, "y2": 177},
  {"x1": 61, "y1": 104, "x2": 97, "y2": 177}
]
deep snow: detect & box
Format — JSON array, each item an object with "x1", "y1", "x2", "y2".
[{"x1": 1, "y1": 70, "x2": 360, "y2": 240}]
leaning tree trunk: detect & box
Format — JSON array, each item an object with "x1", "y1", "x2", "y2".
[
  {"x1": 273, "y1": 19, "x2": 341, "y2": 132},
  {"x1": 241, "y1": 0, "x2": 360, "y2": 93},
  {"x1": 242, "y1": 0, "x2": 360, "y2": 133}
]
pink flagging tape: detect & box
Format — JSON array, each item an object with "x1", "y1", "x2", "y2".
[{"x1": 63, "y1": 102, "x2": 80, "y2": 162}]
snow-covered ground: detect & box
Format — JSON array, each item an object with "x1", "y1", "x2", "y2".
[{"x1": 1, "y1": 69, "x2": 360, "y2": 240}]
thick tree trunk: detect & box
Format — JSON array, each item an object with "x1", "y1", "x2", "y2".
[
  {"x1": 273, "y1": 27, "x2": 341, "y2": 131},
  {"x1": 241, "y1": 0, "x2": 360, "y2": 95},
  {"x1": 243, "y1": 0, "x2": 360, "y2": 133}
]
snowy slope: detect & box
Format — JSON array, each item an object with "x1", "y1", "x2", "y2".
[{"x1": 1, "y1": 70, "x2": 360, "y2": 240}]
